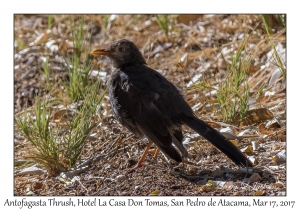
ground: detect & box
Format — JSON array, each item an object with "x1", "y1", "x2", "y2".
[{"x1": 14, "y1": 14, "x2": 286, "y2": 196}]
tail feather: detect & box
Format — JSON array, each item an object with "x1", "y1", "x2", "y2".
[
  {"x1": 159, "y1": 145, "x2": 182, "y2": 162},
  {"x1": 183, "y1": 116, "x2": 253, "y2": 167}
]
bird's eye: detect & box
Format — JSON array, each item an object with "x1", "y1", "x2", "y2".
[{"x1": 119, "y1": 47, "x2": 125, "y2": 52}]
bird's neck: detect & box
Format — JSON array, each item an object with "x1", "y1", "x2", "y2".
[{"x1": 116, "y1": 61, "x2": 147, "y2": 69}]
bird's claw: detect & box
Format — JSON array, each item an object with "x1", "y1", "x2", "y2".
[{"x1": 126, "y1": 163, "x2": 143, "y2": 173}]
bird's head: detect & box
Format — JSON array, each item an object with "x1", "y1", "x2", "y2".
[{"x1": 91, "y1": 39, "x2": 146, "y2": 68}]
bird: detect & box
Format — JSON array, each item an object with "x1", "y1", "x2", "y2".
[{"x1": 91, "y1": 39, "x2": 253, "y2": 170}]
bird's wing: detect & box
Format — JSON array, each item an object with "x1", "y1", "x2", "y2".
[
  {"x1": 134, "y1": 100, "x2": 173, "y2": 147},
  {"x1": 112, "y1": 71, "x2": 173, "y2": 148}
]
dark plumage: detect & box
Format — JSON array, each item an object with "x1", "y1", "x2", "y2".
[{"x1": 91, "y1": 39, "x2": 253, "y2": 168}]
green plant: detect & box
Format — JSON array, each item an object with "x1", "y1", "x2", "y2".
[
  {"x1": 155, "y1": 15, "x2": 171, "y2": 40},
  {"x1": 62, "y1": 16, "x2": 95, "y2": 101},
  {"x1": 188, "y1": 76, "x2": 213, "y2": 93},
  {"x1": 155, "y1": 15, "x2": 169, "y2": 36},
  {"x1": 16, "y1": 96, "x2": 63, "y2": 175},
  {"x1": 16, "y1": 82, "x2": 106, "y2": 176},
  {"x1": 16, "y1": 38, "x2": 25, "y2": 50},
  {"x1": 216, "y1": 36, "x2": 251, "y2": 125},
  {"x1": 103, "y1": 15, "x2": 110, "y2": 28},
  {"x1": 262, "y1": 14, "x2": 286, "y2": 30},
  {"x1": 277, "y1": 14, "x2": 286, "y2": 28},
  {"x1": 61, "y1": 80, "x2": 107, "y2": 168},
  {"x1": 48, "y1": 15, "x2": 53, "y2": 29},
  {"x1": 262, "y1": 15, "x2": 286, "y2": 79},
  {"x1": 42, "y1": 56, "x2": 51, "y2": 88}
]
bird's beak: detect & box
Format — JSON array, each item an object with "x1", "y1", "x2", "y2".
[{"x1": 90, "y1": 49, "x2": 112, "y2": 56}]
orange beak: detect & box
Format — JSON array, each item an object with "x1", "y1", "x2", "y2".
[{"x1": 90, "y1": 49, "x2": 112, "y2": 56}]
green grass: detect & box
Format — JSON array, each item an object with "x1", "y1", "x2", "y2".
[
  {"x1": 216, "y1": 34, "x2": 252, "y2": 125},
  {"x1": 16, "y1": 96, "x2": 63, "y2": 175},
  {"x1": 48, "y1": 15, "x2": 54, "y2": 29},
  {"x1": 262, "y1": 15, "x2": 286, "y2": 79},
  {"x1": 16, "y1": 82, "x2": 106, "y2": 176},
  {"x1": 42, "y1": 56, "x2": 51, "y2": 89},
  {"x1": 155, "y1": 14, "x2": 179, "y2": 41},
  {"x1": 103, "y1": 15, "x2": 110, "y2": 28},
  {"x1": 62, "y1": 16, "x2": 96, "y2": 101},
  {"x1": 16, "y1": 15, "x2": 108, "y2": 176},
  {"x1": 16, "y1": 38, "x2": 25, "y2": 50},
  {"x1": 155, "y1": 15, "x2": 169, "y2": 39},
  {"x1": 189, "y1": 33, "x2": 253, "y2": 125}
]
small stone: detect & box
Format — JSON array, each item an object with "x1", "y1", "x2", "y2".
[
  {"x1": 104, "y1": 178, "x2": 114, "y2": 182},
  {"x1": 26, "y1": 191, "x2": 35, "y2": 196},
  {"x1": 144, "y1": 176, "x2": 152, "y2": 181},
  {"x1": 248, "y1": 173, "x2": 262, "y2": 184},
  {"x1": 272, "y1": 150, "x2": 286, "y2": 163},
  {"x1": 115, "y1": 175, "x2": 126, "y2": 183},
  {"x1": 33, "y1": 182, "x2": 43, "y2": 189},
  {"x1": 15, "y1": 164, "x2": 47, "y2": 176},
  {"x1": 251, "y1": 141, "x2": 259, "y2": 150},
  {"x1": 271, "y1": 182, "x2": 284, "y2": 188},
  {"x1": 248, "y1": 156, "x2": 257, "y2": 165},
  {"x1": 212, "y1": 166, "x2": 223, "y2": 177}
]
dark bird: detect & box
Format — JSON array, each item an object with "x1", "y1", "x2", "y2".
[{"x1": 91, "y1": 39, "x2": 253, "y2": 170}]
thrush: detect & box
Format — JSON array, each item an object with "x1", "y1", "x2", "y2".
[{"x1": 91, "y1": 39, "x2": 253, "y2": 170}]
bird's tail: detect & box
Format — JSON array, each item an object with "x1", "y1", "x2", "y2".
[
  {"x1": 158, "y1": 145, "x2": 182, "y2": 163},
  {"x1": 183, "y1": 115, "x2": 253, "y2": 167}
]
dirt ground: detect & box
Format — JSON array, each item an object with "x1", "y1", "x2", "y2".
[{"x1": 14, "y1": 14, "x2": 286, "y2": 196}]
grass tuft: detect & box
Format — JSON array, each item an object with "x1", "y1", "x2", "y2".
[
  {"x1": 62, "y1": 16, "x2": 96, "y2": 101},
  {"x1": 15, "y1": 16, "x2": 108, "y2": 176},
  {"x1": 16, "y1": 81, "x2": 106, "y2": 176},
  {"x1": 155, "y1": 15, "x2": 178, "y2": 41},
  {"x1": 216, "y1": 33, "x2": 252, "y2": 125},
  {"x1": 262, "y1": 15, "x2": 286, "y2": 79}
]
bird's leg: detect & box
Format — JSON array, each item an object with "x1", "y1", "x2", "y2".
[
  {"x1": 181, "y1": 157, "x2": 192, "y2": 172},
  {"x1": 154, "y1": 148, "x2": 160, "y2": 159},
  {"x1": 127, "y1": 141, "x2": 153, "y2": 173},
  {"x1": 182, "y1": 158, "x2": 190, "y2": 164}
]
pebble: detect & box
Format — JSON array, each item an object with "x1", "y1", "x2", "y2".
[
  {"x1": 26, "y1": 191, "x2": 35, "y2": 196},
  {"x1": 104, "y1": 178, "x2": 114, "y2": 182},
  {"x1": 115, "y1": 175, "x2": 126, "y2": 183}
]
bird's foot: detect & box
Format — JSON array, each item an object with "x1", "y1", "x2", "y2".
[
  {"x1": 182, "y1": 157, "x2": 194, "y2": 165},
  {"x1": 126, "y1": 163, "x2": 143, "y2": 173}
]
